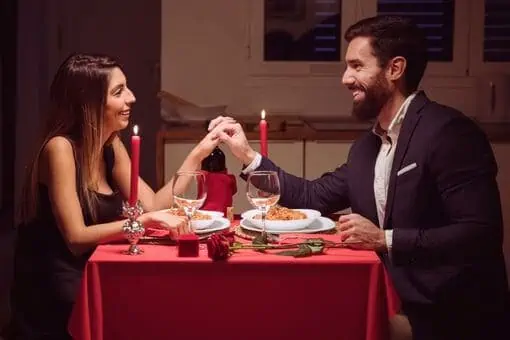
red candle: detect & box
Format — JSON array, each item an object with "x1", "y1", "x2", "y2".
[
  {"x1": 259, "y1": 109, "x2": 268, "y2": 157},
  {"x1": 129, "y1": 125, "x2": 140, "y2": 205}
]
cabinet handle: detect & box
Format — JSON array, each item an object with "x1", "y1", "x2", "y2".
[{"x1": 490, "y1": 81, "x2": 496, "y2": 115}]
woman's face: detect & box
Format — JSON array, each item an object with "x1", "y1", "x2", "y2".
[{"x1": 103, "y1": 67, "x2": 136, "y2": 134}]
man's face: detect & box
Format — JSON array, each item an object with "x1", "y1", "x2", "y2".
[{"x1": 342, "y1": 37, "x2": 392, "y2": 121}]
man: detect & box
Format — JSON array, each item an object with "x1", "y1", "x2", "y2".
[{"x1": 210, "y1": 15, "x2": 509, "y2": 340}]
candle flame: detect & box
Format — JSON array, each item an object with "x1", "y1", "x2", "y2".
[
  {"x1": 261, "y1": 109, "x2": 266, "y2": 120},
  {"x1": 133, "y1": 125, "x2": 139, "y2": 135}
]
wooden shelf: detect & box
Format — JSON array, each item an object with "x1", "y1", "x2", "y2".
[{"x1": 156, "y1": 117, "x2": 510, "y2": 186}]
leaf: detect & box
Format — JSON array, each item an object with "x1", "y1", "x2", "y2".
[
  {"x1": 275, "y1": 244, "x2": 311, "y2": 257},
  {"x1": 275, "y1": 240, "x2": 325, "y2": 258},
  {"x1": 305, "y1": 239, "x2": 326, "y2": 254},
  {"x1": 253, "y1": 232, "x2": 269, "y2": 245}
]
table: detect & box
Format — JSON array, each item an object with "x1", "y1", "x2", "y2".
[{"x1": 69, "y1": 237, "x2": 399, "y2": 340}]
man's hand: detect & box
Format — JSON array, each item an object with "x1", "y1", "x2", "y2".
[
  {"x1": 337, "y1": 213, "x2": 387, "y2": 251},
  {"x1": 213, "y1": 120, "x2": 257, "y2": 166},
  {"x1": 208, "y1": 116, "x2": 236, "y2": 131}
]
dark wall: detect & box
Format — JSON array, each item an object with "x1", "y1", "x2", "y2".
[
  {"x1": 0, "y1": 0, "x2": 17, "y2": 331},
  {"x1": 15, "y1": 0, "x2": 162, "y2": 206},
  {"x1": 2, "y1": 0, "x2": 161, "y2": 331}
]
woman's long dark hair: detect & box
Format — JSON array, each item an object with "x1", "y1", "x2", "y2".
[{"x1": 19, "y1": 53, "x2": 122, "y2": 224}]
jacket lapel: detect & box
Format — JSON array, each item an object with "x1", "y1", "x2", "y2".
[{"x1": 383, "y1": 92, "x2": 429, "y2": 228}]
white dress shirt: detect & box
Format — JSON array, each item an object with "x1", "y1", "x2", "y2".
[
  {"x1": 373, "y1": 92, "x2": 417, "y2": 250},
  {"x1": 243, "y1": 93, "x2": 418, "y2": 251}
]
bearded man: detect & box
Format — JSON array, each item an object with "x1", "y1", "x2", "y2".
[{"x1": 211, "y1": 15, "x2": 509, "y2": 340}]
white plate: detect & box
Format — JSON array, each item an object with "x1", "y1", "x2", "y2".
[
  {"x1": 161, "y1": 209, "x2": 224, "y2": 217},
  {"x1": 192, "y1": 210, "x2": 225, "y2": 230},
  {"x1": 193, "y1": 217, "x2": 231, "y2": 234},
  {"x1": 240, "y1": 216, "x2": 336, "y2": 234},
  {"x1": 241, "y1": 209, "x2": 321, "y2": 231},
  {"x1": 162, "y1": 209, "x2": 224, "y2": 230},
  {"x1": 198, "y1": 210, "x2": 224, "y2": 217}
]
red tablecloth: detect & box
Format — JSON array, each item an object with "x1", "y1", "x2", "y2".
[{"x1": 69, "y1": 240, "x2": 399, "y2": 340}]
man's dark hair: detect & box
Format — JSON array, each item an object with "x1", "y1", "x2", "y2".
[{"x1": 344, "y1": 15, "x2": 428, "y2": 94}]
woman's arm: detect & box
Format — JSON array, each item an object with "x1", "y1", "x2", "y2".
[
  {"x1": 111, "y1": 129, "x2": 220, "y2": 212},
  {"x1": 41, "y1": 137, "x2": 187, "y2": 255},
  {"x1": 41, "y1": 137, "x2": 128, "y2": 255}
]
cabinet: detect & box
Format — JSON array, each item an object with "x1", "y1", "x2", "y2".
[
  {"x1": 469, "y1": 0, "x2": 510, "y2": 76},
  {"x1": 304, "y1": 141, "x2": 352, "y2": 180}
]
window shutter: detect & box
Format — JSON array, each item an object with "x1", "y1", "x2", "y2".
[
  {"x1": 264, "y1": 0, "x2": 342, "y2": 61},
  {"x1": 484, "y1": 0, "x2": 510, "y2": 62},
  {"x1": 377, "y1": 0, "x2": 455, "y2": 62}
]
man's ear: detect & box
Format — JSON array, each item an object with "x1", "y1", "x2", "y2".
[{"x1": 387, "y1": 56, "x2": 406, "y2": 81}]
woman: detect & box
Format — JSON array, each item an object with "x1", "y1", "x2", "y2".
[{"x1": 7, "y1": 53, "x2": 227, "y2": 339}]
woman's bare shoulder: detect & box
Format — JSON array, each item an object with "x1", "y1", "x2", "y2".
[{"x1": 43, "y1": 136, "x2": 74, "y2": 156}]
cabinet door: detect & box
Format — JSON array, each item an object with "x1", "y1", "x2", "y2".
[
  {"x1": 469, "y1": 0, "x2": 510, "y2": 76},
  {"x1": 163, "y1": 140, "x2": 304, "y2": 214},
  {"x1": 304, "y1": 141, "x2": 351, "y2": 180},
  {"x1": 163, "y1": 141, "x2": 199, "y2": 184}
]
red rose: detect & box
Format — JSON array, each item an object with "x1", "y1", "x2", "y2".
[
  {"x1": 207, "y1": 233, "x2": 231, "y2": 261},
  {"x1": 221, "y1": 230, "x2": 236, "y2": 246}
]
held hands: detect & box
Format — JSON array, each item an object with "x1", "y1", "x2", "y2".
[
  {"x1": 208, "y1": 116, "x2": 257, "y2": 165},
  {"x1": 337, "y1": 214, "x2": 387, "y2": 251},
  {"x1": 139, "y1": 210, "x2": 189, "y2": 237},
  {"x1": 190, "y1": 124, "x2": 226, "y2": 161}
]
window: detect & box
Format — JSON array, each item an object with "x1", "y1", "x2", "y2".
[
  {"x1": 248, "y1": 0, "x2": 469, "y2": 77},
  {"x1": 377, "y1": 0, "x2": 455, "y2": 62},
  {"x1": 484, "y1": 0, "x2": 510, "y2": 62},
  {"x1": 264, "y1": 0, "x2": 342, "y2": 62}
]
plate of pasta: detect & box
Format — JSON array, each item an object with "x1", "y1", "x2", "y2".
[
  {"x1": 165, "y1": 208, "x2": 224, "y2": 230},
  {"x1": 241, "y1": 205, "x2": 321, "y2": 231},
  {"x1": 240, "y1": 216, "x2": 335, "y2": 234}
]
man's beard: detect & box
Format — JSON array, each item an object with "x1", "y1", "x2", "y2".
[{"x1": 351, "y1": 75, "x2": 391, "y2": 121}]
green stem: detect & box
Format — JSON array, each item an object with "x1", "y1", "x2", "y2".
[{"x1": 230, "y1": 243, "x2": 301, "y2": 251}]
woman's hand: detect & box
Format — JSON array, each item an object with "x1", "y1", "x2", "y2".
[
  {"x1": 189, "y1": 116, "x2": 237, "y2": 161},
  {"x1": 190, "y1": 129, "x2": 221, "y2": 161},
  {"x1": 139, "y1": 210, "x2": 189, "y2": 236}
]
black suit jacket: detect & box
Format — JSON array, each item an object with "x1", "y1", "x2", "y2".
[{"x1": 253, "y1": 92, "x2": 508, "y2": 306}]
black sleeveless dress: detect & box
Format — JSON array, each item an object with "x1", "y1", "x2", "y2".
[{"x1": 7, "y1": 145, "x2": 123, "y2": 339}]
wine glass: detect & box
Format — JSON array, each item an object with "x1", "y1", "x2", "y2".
[
  {"x1": 172, "y1": 170, "x2": 207, "y2": 233},
  {"x1": 246, "y1": 171, "x2": 280, "y2": 236}
]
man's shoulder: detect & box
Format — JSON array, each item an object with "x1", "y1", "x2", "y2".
[
  {"x1": 420, "y1": 99, "x2": 484, "y2": 136},
  {"x1": 421, "y1": 101, "x2": 476, "y2": 127},
  {"x1": 421, "y1": 100, "x2": 468, "y2": 124},
  {"x1": 349, "y1": 128, "x2": 377, "y2": 153}
]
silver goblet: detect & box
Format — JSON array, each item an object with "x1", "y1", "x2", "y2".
[{"x1": 122, "y1": 200, "x2": 145, "y2": 255}]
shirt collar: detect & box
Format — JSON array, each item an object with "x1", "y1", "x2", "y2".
[{"x1": 372, "y1": 92, "x2": 418, "y2": 139}]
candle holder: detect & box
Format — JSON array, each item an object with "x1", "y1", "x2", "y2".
[{"x1": 122, "y1": 200, "x2": 145, "y2": 255}]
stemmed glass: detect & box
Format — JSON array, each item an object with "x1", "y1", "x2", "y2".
[
  {"x1": 172, "y1": 170, "x2": 207, "y2": 233},
  {"x1": 246, "y1": 171, "x2": 280, "y2": 236}
]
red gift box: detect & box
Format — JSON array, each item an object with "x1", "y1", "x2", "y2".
[{"x1": 177, "y1": 234, "x2": 199, "y2": 257}]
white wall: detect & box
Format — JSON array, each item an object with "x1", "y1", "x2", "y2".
[
  {"x1": 161, "y1": 0, "x2": 510, "y2": 279},
  {"x1": 161, "y1": 0, "x2": 484, "y2": 118}
]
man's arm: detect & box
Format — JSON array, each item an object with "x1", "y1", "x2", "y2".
[
  {"x1": 242, "y1": 156, "x2": 350, "y2": 216},
  {"x1": 213, "y1": 119, "x2": 351, "y2": 215},
  {"x1": 392, "y1": 117, "x2": 503, "y2": 265}
]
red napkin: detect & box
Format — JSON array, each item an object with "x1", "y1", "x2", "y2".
[{"x1": 144, "y1": 228, "x2": 169, "y2": 238}]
